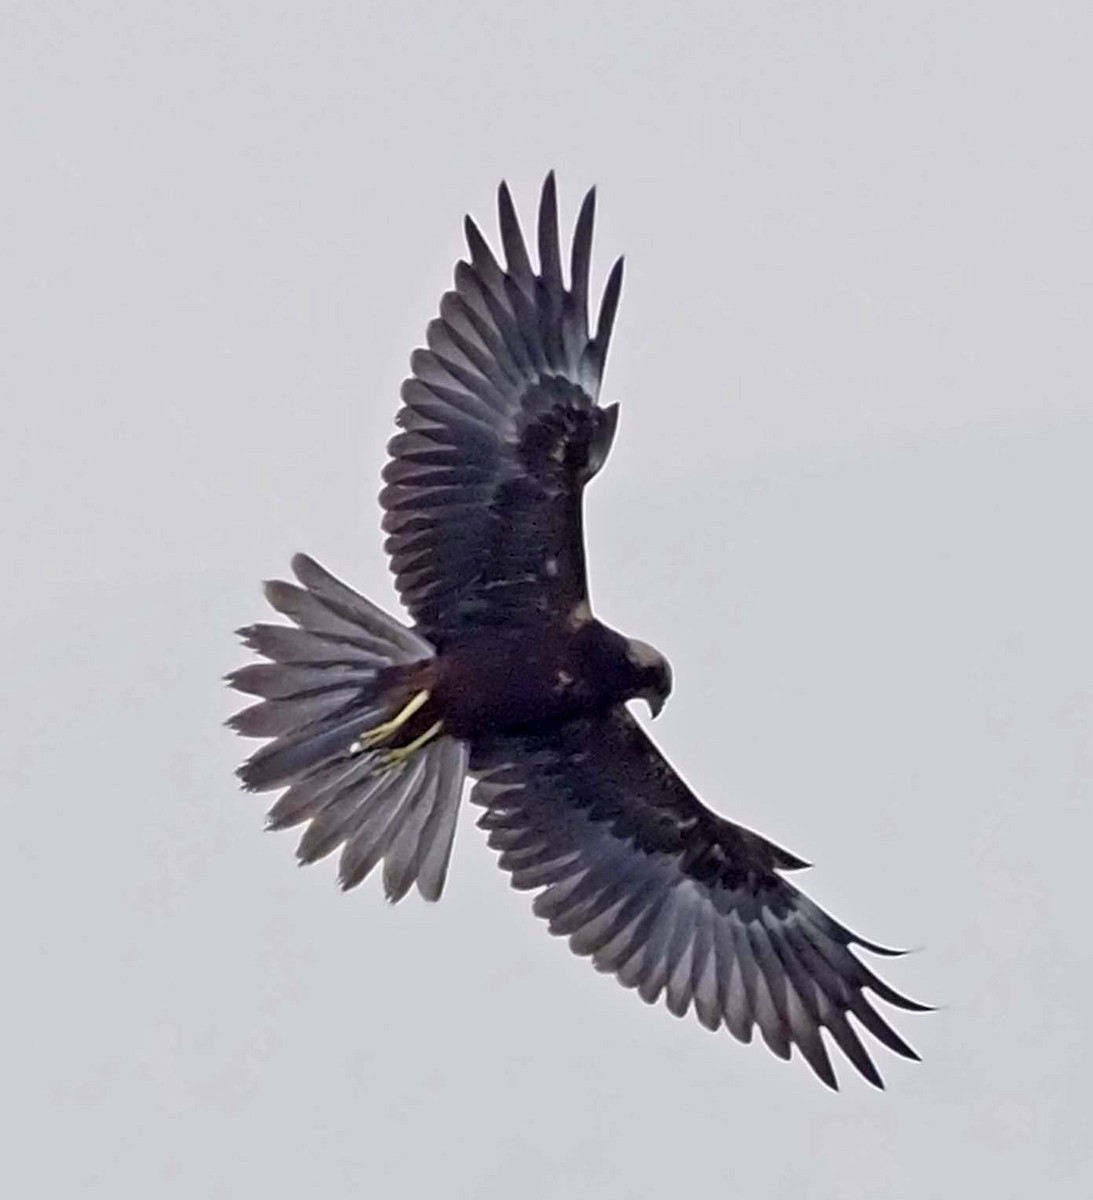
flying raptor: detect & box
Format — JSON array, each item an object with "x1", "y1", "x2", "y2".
[{"x1": 229, "y1": 174, "x2": 927, "y2": 1089}]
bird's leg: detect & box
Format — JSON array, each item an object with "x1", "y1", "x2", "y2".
[
  {"x1": 376, "y1": 720, "x2": 444, "y2": 768},
  {"x1": 350, "y1": 689, "x2": 431, "y2": 755}
]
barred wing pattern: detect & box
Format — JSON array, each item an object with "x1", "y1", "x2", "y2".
[
  {"x1": 381, "y1": 173, "x2": 623, "y2": 640},
  {"x1": 471, "y1": 708, "x2": 927, "y2": 1089}
]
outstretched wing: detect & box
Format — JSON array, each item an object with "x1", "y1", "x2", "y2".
[
  {"x1": 471, "y1": 708, "x2": 928, "y2": 1090},
  {"x1": 381, "y1": 173, "x2": 623, "y2": 642}
]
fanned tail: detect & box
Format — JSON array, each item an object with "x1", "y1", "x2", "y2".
[{"x1": 228, "y1": 553, "x2": 469, "y2": 902}]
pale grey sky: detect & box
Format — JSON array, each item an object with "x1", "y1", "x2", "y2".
[{"x1": 4, "y1": 2, "x2": 1091, "y2": 1196}]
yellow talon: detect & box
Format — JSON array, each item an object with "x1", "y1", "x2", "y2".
[
  {"x1": 350, "y1": 689, "x2": 431, "y2": 754},
  {"x1": 377, "y1": 721, "x2": 444, "y2": 768}
]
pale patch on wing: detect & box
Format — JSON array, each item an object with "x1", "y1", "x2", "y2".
[{"x1": 567, "y1": 599, "x2": 593, "y2": 630}]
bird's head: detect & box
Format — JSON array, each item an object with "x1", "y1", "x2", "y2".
[{"x1": 625, "y1": 638, "x2": 673, "y2": 718}]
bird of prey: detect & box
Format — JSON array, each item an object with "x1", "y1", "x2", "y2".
[{"x1": 229, "y1": 174, "x2": 927, "y2": 1089}]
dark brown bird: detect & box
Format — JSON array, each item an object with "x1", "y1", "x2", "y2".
[{"x1": 229, "y1": 174, "x2": 928, "y2": 1089}]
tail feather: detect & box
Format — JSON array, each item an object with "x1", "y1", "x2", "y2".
[
  {"x1": 262, "y1": 579, "x2": 384, "y2": 643},
  {"x1": 381, "y1": 738, "x2": 470, "y2": 902},
  {"x1": 228, "y1": 660, "x2": 382, "y2": 698},
  {"x1": 237, "y1": 622, "x2": 392, "y2": 666},
  {"x1": 414, "y1": 739, "x2": 470, "y2": 901},
  {"x1": 340, "y1": 758, "x2": 428, "y2": 894},
  {"x1": 265, "y1": 756, "x2": 369, "y2": 831},
  {"x1": 228, "y1": 688, "x2": 364, "y2": 738},
  {"x1": 229, "y1": 554, "x2": 469, "y2": 902},
  {"x1": 289, "y1": 552, "x2": 426, "y2": 656},
  {"x1": 237, "y1": 703, "x2": 388, "y2": 792},
  {"x1": 298, "y1": 761, "x2": 406, "y2": 867}
]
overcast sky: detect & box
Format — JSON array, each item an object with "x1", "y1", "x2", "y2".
[{"x1": 4, "y1": 2, "x2": 1091, "y2": 1196}]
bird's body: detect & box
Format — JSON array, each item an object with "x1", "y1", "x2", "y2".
[
  {"x1": 381, "y1": 616, "x2": 664, "y2": 744},
  {"x1": 230, "y1": 174, "x2": 927, "y2": 1090}
]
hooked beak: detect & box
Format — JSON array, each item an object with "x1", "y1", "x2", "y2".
[{"x1": 642, "y1": 688, "x2": 666, "y2": 719}]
